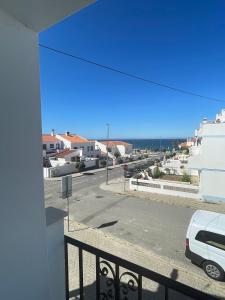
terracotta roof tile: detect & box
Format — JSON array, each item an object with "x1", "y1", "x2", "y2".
[
  {"x1": 101, "y1": 140, "x2": 132, "y2": 147},
  {"x1": 42, "y1": 134, "x2": 60, "y2": 143},
  {"x1": 51, "y1": 149, "x2": 77, "y2": 158},
  {"x1": 60, "y1": 134, "x2": 88, "y2": 143}
]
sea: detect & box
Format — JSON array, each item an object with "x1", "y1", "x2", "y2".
[{"x1": 115, "y1": 139, "x2": 185, "y2": 151}]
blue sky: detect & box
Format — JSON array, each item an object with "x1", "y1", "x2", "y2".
[{"x1": 39, "y1": 0, "x2": 225, "y2": 139}]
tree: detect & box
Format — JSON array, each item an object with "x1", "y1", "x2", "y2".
[
  {"x1": 114, "y1": 151, "x2": 120, "y2": 158},
  {"x1": 117, "y1": 157, "x2": 123, "y2": 164},
  {"x1": 181, "y1": 172, "x2": 191, "y2": 183},
  {"x1": 76, "y1": 161, "x2": 85, "y2": 172},
  {"x1": 184, "y1": 148, "x2": 189, "y2": 155},
  {"x1": 79, "y1": 161, "x2": 85, "y2": 172},
  {"x1": 153, "y1": 166, "x2": 162, "y2": 179}
]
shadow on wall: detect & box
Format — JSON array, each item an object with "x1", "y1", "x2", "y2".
[{"x1": 68, "y1": 269, "x2": 213, "y2": 300}]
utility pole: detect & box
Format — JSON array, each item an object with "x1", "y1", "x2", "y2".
[{"x1": 106, "y1": 123, "x2": 110, "y2": 185}]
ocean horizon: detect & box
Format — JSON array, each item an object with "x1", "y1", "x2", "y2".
[{"x1": 98, "y1": 138, "x2": 186, "y2": 150}]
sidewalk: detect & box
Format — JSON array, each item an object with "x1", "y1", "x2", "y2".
[
  {"x1": 100, "y1": 177, "x2": 225, "y2": 214},
  {"x1": 65, "y1": 219, "x2": 225, "y2": 299}
]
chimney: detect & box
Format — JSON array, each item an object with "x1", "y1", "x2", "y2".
[
  {"x1": 51, "y1": 129, "x2": 55, "y2": 136},
  {"x1": 66, "y1": 131, "x2": 70, "y2": 136}
]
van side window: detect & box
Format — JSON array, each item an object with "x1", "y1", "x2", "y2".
[{"x1": 195, "y1": 230, "x2": 225, "y2": 251}]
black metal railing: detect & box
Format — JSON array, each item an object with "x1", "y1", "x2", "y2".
[{"x1": 64, "y1": 235, "x2": 219, "y2": 300}]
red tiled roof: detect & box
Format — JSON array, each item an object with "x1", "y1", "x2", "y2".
[
  {"x1": 60, "y1": 134, "x2": 88, "y2": 143},
  {"x1": 179, "y1": 142, "x2": 189, "y2": 148},
  {"x1": 51, "y1": 149, "x2": 77, "y2": 158},
  {"x1": 42, "y1": 134, "x2": 60, "y2": 143},
  {"x1": 101, "y1": 140, "x2": 131, "y2": 147}
]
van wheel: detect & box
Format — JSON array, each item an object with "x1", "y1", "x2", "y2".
[{"x1": 203, "y1": 261, "x2": 224, "y2": 281}]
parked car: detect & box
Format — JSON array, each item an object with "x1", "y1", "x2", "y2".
[{"x1": 185, "y1": 210, "x2": 225, "y2": 281}]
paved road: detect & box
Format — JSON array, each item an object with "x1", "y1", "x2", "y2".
[{"x1": 44, "y1": 166, "x2": 196, "y2": 265}]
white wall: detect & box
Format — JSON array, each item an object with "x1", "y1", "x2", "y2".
[
  {"x1": 0, "y1": 9, "x2": 50, "y2": 300},
  {"x1": 116, "y1": 145, "x2": 126, "y2": 156},
  {"x1": 200, "y1": 170, "x2": 225, "y2": 202},
  {"x1": 129, "y1": 178, "x2": 199, "y2": 199},
  {"x1": 43, "y1": 140, "x2": 61, "y2": 152},
  {"x1": 44, "y1": 159, "x2": 98, "y2": 178},
  {"x1": 50, "y1": 163, "x2": 77, "y2": 177},
  {"x1": 189, "y1": 118, "x2": 225, "y2": 201},
  {"x1": 83, "y1": 158, "x2": 98, "y2": 168},
  {"x1": 46, "y1": 208, "x2": 66, "y2": 300},
  {"x1": 95, "y1": 141, "x2": 107, "y2": 153}
]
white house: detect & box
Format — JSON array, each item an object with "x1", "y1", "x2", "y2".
[
  {"x1": 49, "y1": 149, "x2": 82, "y2": 167},
  {"x1": 188, "y1": 109, "x2": 225, "y2": 202},
  {"x1": 42, "y1": 130, "x2": 62, "y2": 156},
  {"x1": 56, "y1": 132, "x2": 100, "y2": 157},
  {"x1": 99, "y1": 140, "x2": 133, "y2": 157},
  {"x1": 178, "y1": 138, "x2": 195, "y2": 150}
]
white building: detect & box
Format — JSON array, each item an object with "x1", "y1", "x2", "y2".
[
  {"x1": 49, "y1": 149, "x2": 82, "y2": 167},
  {"x1": 0, "y1": 1, "x2": 94, "y2": 300},
  {"x1": 188, "y1": 109, "x2": 225, "y2": 202},
  {"x1": 99, "y1": 140, "x2": 133, "y2": 157},
  {"x1": 56, "y1": 132, "x2": 100, "y2": 157},
  {"x1": 42, "y1": 130, "x2": 62, "y2": 156}
]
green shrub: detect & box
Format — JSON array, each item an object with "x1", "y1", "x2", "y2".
[
  {"x1": 117, "y1": 158, "x2": 123, "y2": 164},
  {"x1": 76, "y1": 161, "x2": 85, "y2": 172},
  {"x1": 153, "y1": 166, "x2": 162, "y2": 179},
  {"x1": 100, "y1": 160, "x2": 107, "y2": 167},
  {"x1": 181, "y1": 172, "x2": 191, "y2": 183},
  {"x1": 114, "y1": 151, "x2": 120, "y2": 158}
]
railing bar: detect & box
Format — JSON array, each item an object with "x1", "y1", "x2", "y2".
[
  {"x1": 138, "y1": 274, "x2": 142, "y2": 300},
  {"x1": 165, "y1": 285, "x2": 168, "y2": 300},
  {"x1": 96, "y1": 256, "x2": 100, "y2": 300},
  {"x1": 64, "y1": 239, "x2": 69, "y2": 300},
  {"x1": 79, "y1": 249, "x2": 84, "y2": 300},
  {"x1": 115, "y1": 264, "x2": 120, "y2": 300},
  {"x1": 65, "y1": 236, "x2": 218, "y2": 300}
]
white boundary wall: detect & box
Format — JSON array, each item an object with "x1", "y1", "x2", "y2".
[
  {"x1": 129, "y1": 178, "x2": 200, "y2": 199},
  {"x1": 44, "y1": 159, "x2": 97, "y2": 178}
]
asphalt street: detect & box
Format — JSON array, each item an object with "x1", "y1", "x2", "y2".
[{"x1": 44, "y1": 166, "x2": 196, "y2": 265}]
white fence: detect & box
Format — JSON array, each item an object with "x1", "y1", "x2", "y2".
[
  {"x1": 43, "y1": 163, "x2": 77, "y2": 178},
  {"x1": 129, "y1": 178, "x2": 199, "y2": 199},
  {"x1": 43, "y1": 159, "x2": 98, "y2": 178}
]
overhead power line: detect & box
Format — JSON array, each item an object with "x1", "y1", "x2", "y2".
[{"x1": 39, "y1": 43, "x2": 225, "y2": 103}]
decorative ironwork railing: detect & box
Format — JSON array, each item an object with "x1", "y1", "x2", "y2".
[{"x1": 64, "y1": 235, "x2": 219, "y2": 300}]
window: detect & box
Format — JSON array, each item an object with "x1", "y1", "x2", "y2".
[
  {"x1": 71, "y1": 157, "x2": 76, "y2": 162},
  {"x1": 56, "y1": 143, "x2": 60, "y2": 149},
  {"x1": 87, "y1": 146, "x2": 90, "y2": 152},
  {"x1": 50, "y1": 144, "x2": 54, "y2": 149},
  {"x1": 43, "y1": 144, "x2": 47, "y2": 150},
  {"x1": 195, "y1": 230, "x2": 225, "y2": 251},
  {"x1": 91, "y1": 146, "x2": 94, "y2": 151}
]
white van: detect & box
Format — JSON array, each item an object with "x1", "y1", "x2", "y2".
[{"x1": 185, "y1": 210, "x2": 225, "y2": 281}]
